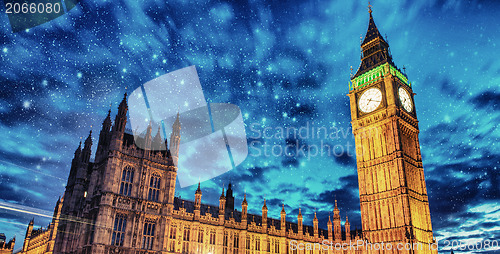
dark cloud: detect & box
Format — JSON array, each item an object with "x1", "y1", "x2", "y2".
[
  {"x1": 469, "y1": 90, "x2": 500, "y2": 111},
  {"x1": 332, "y1": 150, "x2": 356, "y2": 166}
]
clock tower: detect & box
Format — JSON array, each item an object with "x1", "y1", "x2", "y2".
[{"x1": 348, "y1": 8, "x2": 437, "y2": 254}]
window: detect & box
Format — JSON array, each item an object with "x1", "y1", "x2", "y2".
[
  {"x1": 183, "y1": 227, "x2": 190, "y2": 241},
  {"x1": 223, "y1": 232, "x2": 228, "y2": 254},
  {"x1": 142, "y1": 221, "x2": 155, "y2": 250},
  {"x1": 111, "y1": 214, "x2": 127, "y2": 246},
  {"x1": 198, "y1": 230, "x2": 203, "y2": 243},
  {"x1": 223, "y1": 232, "x2": 228, "y2": 246},
  {"x1": 169, "y1": 240, "x2": 175, "y2": 252},
  {"x1": 170, "y1": 226, "x2": 177, "y2": 239},
  {"x1": 233, "y1": 234, "x2": 239, "y2": 254},
  {"x1": 246, "y1": 237, "x2": 250, "y2": 250},
  {"x1": 209, "y1": 231, "x2": 216, "y2": 245},
  {"x1": 255, "y1": 237, "x2": 260, "y2": 251},
  {"x1": 182, "y1": 242, "x2": 189, "y2": 254},
  {"x1": 119, "y1": 166, "x2": 134, "y2": 196},
  {"x1": 291, "y1": 244, "x2": 297, "y2": 254},
  {"x1": 148, "y1": 174, "x2": 161, "y2": 202},
  {"x1": 274, "y1": 239, "x2": 280, "y2": 253}
]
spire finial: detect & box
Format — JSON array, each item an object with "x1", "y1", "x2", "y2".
[
  {"x1": 220, "y1": 184, "x2": 225, "y2": 198},
  {"x1": 195, "y1": 181, "x2": 202, "y2": 194},
  {"x1": 368, "y1": 1, "x2": 373, "y2": 14}
]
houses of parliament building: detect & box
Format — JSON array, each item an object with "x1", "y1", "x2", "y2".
[{"x1": 19, "y1": 9, "x2": 438, "y2": 254}]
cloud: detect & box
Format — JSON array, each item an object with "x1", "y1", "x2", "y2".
[{"x1": 469, "y1": 90, "x2": 500, "y2": 111}]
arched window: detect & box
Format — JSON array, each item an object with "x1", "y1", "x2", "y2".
[
  {"x1": 119, "y1": 166, "x2": 134, "y2": 196},
  {"x1": 148, "y1": 174, "x2": 161, "y2": 202},
  {"x1": 111, "y1": 214, "x2": 127, "y2": 246},
  {"x1": 142, "y1": 220, "x2": 156, "y2": 250}
]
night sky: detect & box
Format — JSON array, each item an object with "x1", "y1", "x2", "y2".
[{"x1": 1, "y1": 0, "x2": 499, "y2": 252}]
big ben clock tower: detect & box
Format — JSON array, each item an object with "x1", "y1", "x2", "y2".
[{"x1": 348, "y1": 7, "x2": 437, "y2": 254}]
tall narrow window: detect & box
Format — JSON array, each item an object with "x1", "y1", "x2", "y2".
[
  {"x1": 169, "y1": 240, "x2": 175, "y2": 252},
  {"x1": 223, "y1": 232, "x2": 228, "y2": 254},
  {"x1": 148, "y1": 174, "x2": 161, "y2": 202},
  {"x1": 170, "y1": 226, "x2": 177, "y2": 239},
  {"x1": 183, "y1": 227, "x2": 190, "y2": 241},
  {"x1": 182, "y1": 242, "x2": 189, "y2": 254},
  {"x1": 198, "y1": 230, "x2": 203, "y2": 243},
  {"x1": 142, "y1": 221, "x2": 156, "y2": 250},
  {"x1": 119, "y1": 166, "x2": 134, "y2": 196},
  {"x1": 233, "y1": 234, "x2": 239, "y2": 254},
  {"x1": 111, "y1": 214, "x2": 127, "y2": 246},
  {"x1": 210, "y1": 231, "x2": 216, "y2": 245}
]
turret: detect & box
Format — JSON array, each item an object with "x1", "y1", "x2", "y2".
[
  {"x1": 22, "y1": 218, "x2": 34, "y2": 252},
  {"x1": 52, "y1": 196, "x2": 63, "y2": 222},
  {"x1": 225, "y1": 182, "x2": 234, "y2": 211},
  {"x1": 327, "y1": 215, "x2": 333, "y2": 240},
  {"x1": 345, "y1": 215, "x2": 351, "y2": 240},
  {"x1": 297, "y1": 208, "x2": 303, "y2": 235},
  {"x1": 194, "y1": 182, "x2": 202, "y2": 220},
  {"x1": 241, "y1": 193, "x2": 248, "y2": 224},
  {"x1": 313, "y1": 210, "x2": 318, "y2": 238},
  {"x1": 169, "y1": 112, "x2": 181, "y2": 166},
  {"x1": 68, "y1": 142, "x2": 82, "y2": 187},
  {"x1": 333, "y1": 200, "x2": 341, "y2": 240},
  {"x1": 96, "y1": 110, "x2": 112, "y2": 162},
  {"x1": 81, "y1": 131, "x2": 92, "y2": 164},
  {"x1": 110, "y1": 93, "x2": 128, "y2": 150},
  {"x1": 194, "y1": 182, "x2": 202, "y2": 210},
  {"x1": 152, "y1": 126, "x2": 164, "y2": 151},
  {"x1": 73, "y1": 141, "x2": 81, "y2": 162},
  {"x1": 144, "y1": 122, "x2": 153, "y2": 150},
  {"x1": 262, "y1": 199, "x2": 268, "y2": 233},
  {"x1": 219, "y1": 186, "x2": 226, "y2": 224},
  {"x1": 280, "y1": 204, "x2": 286, "y2": 234},
  {"x1": 112, "y1": 93, "x2": 128, "y2": 133}
]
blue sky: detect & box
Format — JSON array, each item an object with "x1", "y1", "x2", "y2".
[{"x1": 0, "y1": 0, "x2": 499, "y2": 252}]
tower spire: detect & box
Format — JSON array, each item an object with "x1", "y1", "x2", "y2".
[
  {"x1": 81, "y1": 130, "x2": 92, "y2": 163},
  {"x1": 352, "y1": 5, "x2": 394, "y2": 79},
  {"x1": 170, "y1": 111, "x2": 181, "y2": 165},
  {"x1": 113, "y1": 93, "x2": 128, "y2": 133}
]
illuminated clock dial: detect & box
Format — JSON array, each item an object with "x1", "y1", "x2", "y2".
[
  {"x1": 398, "y1": 87, "x2": 413, "y2": 112},
  {"x1": 358, "y1": 87, "x2": 382, "y2": 113}
]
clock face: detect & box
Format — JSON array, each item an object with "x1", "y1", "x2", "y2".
[
  {"x1": 398, "y1": 87, "x2": 413, "y2": 112},
  {"x1": 358, "y1": 87, "x2": 382, "y2": 113}
]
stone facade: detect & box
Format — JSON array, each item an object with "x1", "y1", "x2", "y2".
[
  {"x1": 19, "y1": 198, "x2": 62, "y2": 254},
  {"x1": 0, "y1": 233, "x2": 15, "y2": 254}
]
